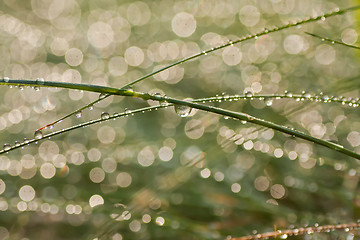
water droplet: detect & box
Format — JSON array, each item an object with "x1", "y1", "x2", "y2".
[
  {"x1": 280, "y1": 234, "x2": 288, "y2": 239},
  {"x1": 224, "y1": 116, "x2": 229, "y2": 120},
  {"x1": 14, "y1": 141, "x2": 21, "y2": 147},
  {"x1": 331, "y1": 41, "x2": 335, "y2": 44},
  {"x1": 254, "y1": 36, "x2": 258, "y2": 40},
  {"x1": 24, "y1": 138, "x2": 29, "y2": 144},
  {"x1": 34, "y1": 130, "x2": 43, "y2": 140},
  {"x1": 174, "y1": 105, "x2": 192, "y2": 117},
  {"x1": 153, "y1": 93, "x2": 168, "y2": 106},
  {"x1": 122, "y1": 85, "x2": 134, "y2": 93},
  {"x1": 49, "y1": 124, "x2": 54, "y2": 129},
  {"x1": 19, "y1": 85, "x2": 24, "y2": 90},
  {"x1": 3, "y1": 143, "x2": 11, "y2": 151},
  {"x1": 264, "y1": 97, "x2": 273, "y2": 106},
  {"x1": 3, "y1": 77, "x2": 10, "y2": 83},
  {"x1": 36, "y1": 77, "x2": 45, "y2": 85},
  {"x1": 34, "y1": 86, "x2": 40, "y2": 91},
  {"x1": 101, "y1": 112, "x2": 110, "y2": 120},
  {"x1": 125, "y1": 108, "x2": 132, "y2": 115},
  {"x1": 99, "y1": 93, "x2": 107, "y2": 99},
  {"x1": 89, "y1": 105, "x2": 94, "y2": 111},
  {"x1": 245, "y1": 91, "x2": 253, "y2": 98},
  {"x1": 202, "y1": 51, "x2": 207, "y2": 56},
  {"x1": 321, "y1": 16, "x2": 326, "y2": 21},
  {"x1": 240, "y1": 120, "x2": 247, "y2": 124},
  {"x1": 75, "y1": 111, "x2": 82, "y2": 118},
  {"x1": 321, "y1": 38, "x2": 325, "y2": 41}
]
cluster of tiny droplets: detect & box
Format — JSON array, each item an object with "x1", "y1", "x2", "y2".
[
  {"x1": 230, "y1": 222, "x2": 360, "y2": 240},
  {"x1": 196, "y1": 92, "x2": 359, "y2": 108}
]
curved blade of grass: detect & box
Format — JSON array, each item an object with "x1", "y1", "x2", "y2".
[
  {"x1": 1, "y1": 79, "x2": 359, "y2": 160},
  {"x1": 305, "y1": 31, "x2": 360, "y2": 50},
  {"x1": 29, "y1": 5, "x2": 360, "y2": 131}
]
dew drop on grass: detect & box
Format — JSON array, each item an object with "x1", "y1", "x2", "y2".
[
  {"x1": 3, "y1": 143, "x2": 11, "y2": 151},
  {"x1": 123, "y1": 86, "x2": 134, "y2": 93},
  {"x1": 280, "y1": 234, "x2": 288, "y2": 239},
  {"x1": 19, "y1": 85, "x2": 24, "y2": 90},
  {"x1": 101, "y1": 112, "x2": 110, "y2": 120},
  {"x1": 245, "y1": 91, "x2": 253, "y2": 98},
  {"x1": 124, "y1": 108, "x2": 132, "y2": 115},
  {"x1": 36, "y1": 77, "x2": 45, "y2": 85},
  {"x1": 89, "y1": 105, "x2": 94, "y2": 111},
  {"x1": 241, "y1": 120, "x2": 247, "y2": 124},
  {"x1": 264, "y1": 97, "x2": 273, "y2": 106},
  {"x1": 34, "y1": 130, "x2": 43, "y2": 140},
  {"x1": 284, "y1": 90, "x2": 292, "y2": 97},
  {"x1": 174, "y1": 105, "x2": 192, "y2": 117},
  {"x1": 14, "y1": 141, "x2": 21, "y2": 147},
  {"x1": 99, "y1": 93, "x2": 106, "y2": 99},
  {"x1": 3, "y1": 77, "x2": 10, "y2": 83},
  {"x1": 75, "y1": 111, "x2": 82, "y2": 118},
  {"x1": 153, "y1": 93, "x2": 168, "y2": 106},
  {"x1": 34, "y1": 86, "x2": 40, "y2": 91}
]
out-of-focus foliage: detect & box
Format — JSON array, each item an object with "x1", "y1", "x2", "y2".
[{"x1": 0, "y1": 0, "x2": 359, "y2": 239}]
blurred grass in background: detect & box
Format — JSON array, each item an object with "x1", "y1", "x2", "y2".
[{"x1": 0, "y1": 0, "x2": 359, "y2": 239}]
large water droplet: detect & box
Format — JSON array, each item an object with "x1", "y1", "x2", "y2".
[
  {"x1": 34, "y1": 130, "x2": 43, "y2": 140},
  {"x1": 34, "y1": 86, "x2": 40, "y2": 91},
  {"x1": 3, "y1": 143, "x2": 11, "y2": 151},
  {"x1": 89, "y1": 105, "x2": 94, "y2": 111},
  {"x1": 14, "y1": 141, "x2": 21, "y2": 147},
  {"x1": 19, "y1": 85, "x2": 24, "y2": 90},
  {"x1": 101, "y1": 112, "x2": 110, "y2": 120},
  {"x1": 174, "y1": 105, "x2": 192, "y2": 117},
  {"x1": 75, "y1": 111, "x2": 82, "y2": 118},
  {"x1": 3, "y1": 77, "x2": 9, "y2": 83}
]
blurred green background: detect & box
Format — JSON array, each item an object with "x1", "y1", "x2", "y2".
[{"x1": 0, "y1": 0, "x2": 359, "y2": 239}]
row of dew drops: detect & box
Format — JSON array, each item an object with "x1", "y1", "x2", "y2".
[{"x1": 1, "y1": 76, "x2": 359, "y2": 153}]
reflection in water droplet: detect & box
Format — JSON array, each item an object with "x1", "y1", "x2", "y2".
[
  {"x1": 19, "y1": 85, "x2": 24, "y2": 90},
  {"x1": 34, "y1": 86, "x2": 40, "y2": 91},
  {"x1": 3, "y1": 77, "x2": 10, "y2": 83},
  {"x1": 3, "y1": 143, "x2": 11, "y2": 151},
  {"x1": 101, "y1": 112, "x2": 110, "y2": 120},
  {"x1": 89, "y1": 105, "x2": 94, "y2": 111},
  {"x1": 174, "y1": 105, "x2": 192, "y2": 117},
  {"x1": 34, "y1": 130, "x2": 43, "y2": 140},
  {"x1": 241, "y1": 120, "x2": 247, "y2": 125},
  {"x1": 14, "y1": 141, "x2": 21, "y2": 147},
  {"x1": 75, "y1": 111, "x2": 82, "y2": 118}
]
